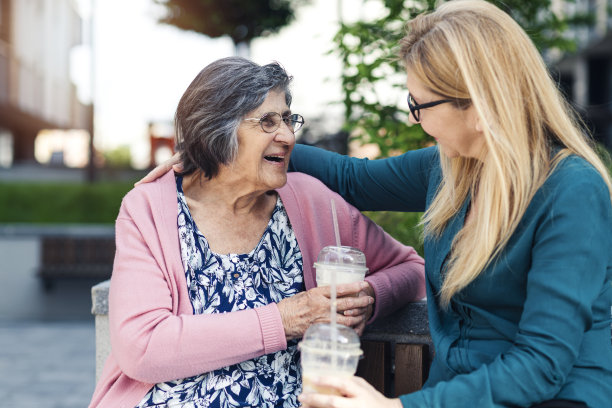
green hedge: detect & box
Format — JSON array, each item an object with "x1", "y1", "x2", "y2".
[{"x1": 0, "y1": 182, "x2": 134, "y2": 224}]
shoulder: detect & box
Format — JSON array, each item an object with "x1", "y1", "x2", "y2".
[
  {"x1": 285, "y1": 172, "x2": 331, "y2": 192},
  {"x1": 530, "y1": 154, "x2": 612, "y2": 223},
  {"x1": 546, "y1": 154, "x2": 610, "y2": 195},
  {"x1": 280, "y1": 172, "x2": 354, "y2": 220}
]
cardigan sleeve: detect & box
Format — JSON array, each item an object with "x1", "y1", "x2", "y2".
[
  {"x1": 400, "y1": 162, "x2": 612, "y2": 407},
  {"x1": 108, "y1": 192, "x2": 287, "y2": 384}
]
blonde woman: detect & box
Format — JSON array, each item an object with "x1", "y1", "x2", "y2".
[{"x1": 291, "y1": 1, "x2": 612, "y2": 407}]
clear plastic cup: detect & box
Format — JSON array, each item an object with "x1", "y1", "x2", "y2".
[
  {"x1": 313, "y1": 246, "x2": 368, "y2": 287},
  {"x1": 299, "y1": 322, "x2": 363, "y2": 395}
]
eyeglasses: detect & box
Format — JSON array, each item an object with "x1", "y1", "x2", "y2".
[
  {"x1": 244, "y1": 112, "x2": 305, "y2": 133},
  {"x1": 407, "y1": 92, "x2": 453, "y2": 122}
]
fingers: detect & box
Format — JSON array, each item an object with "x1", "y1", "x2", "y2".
[
  {"x1": 342, "y1": 306, "x2": 368, "y2": 317},
  {"x1": 336, "y1": 294, "x2": 373, "y2": 313},
  {"x1": 334, "y1": 281, "x2": 370, "y2": 297},
  {"x1": 299, "y1": 393, "x2": 346, "y2": 408},
  {"x1": 298, "y1": 376, "x2": 366, "y2": 408}
]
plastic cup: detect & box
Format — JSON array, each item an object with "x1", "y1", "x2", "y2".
[
  {"x1": 314, "y1": 246, "x2": 368, "y2": 287},
  {"x1": 299, "y1": 323, "x2": 363, "y2": 395}
]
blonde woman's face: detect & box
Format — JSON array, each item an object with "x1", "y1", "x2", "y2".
[{"x1": 405, "y1": 69, "x2": 484, "y2": 159}]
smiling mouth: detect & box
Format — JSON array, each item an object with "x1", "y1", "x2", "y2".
[{"x1": 264, "y1": 155, "x2": 284, "y2": 163}]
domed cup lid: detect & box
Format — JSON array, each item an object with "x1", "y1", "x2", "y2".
[
  {"x1": 299, "y1": 323, "x2": 362, "y2": 355},
  {"x1": 314, "y1": 246, "x2": 367, "y2": 270}
]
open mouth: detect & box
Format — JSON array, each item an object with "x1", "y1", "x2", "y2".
[{"x1": 264, "y1": 155, "x2": 284, "y2": 163}]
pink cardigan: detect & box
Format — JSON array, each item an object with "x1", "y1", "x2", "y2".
[{"x1": 89, "y1": 171, "x2": 425, "y2": 408}]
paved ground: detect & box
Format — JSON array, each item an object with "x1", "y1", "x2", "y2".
[
  {"x1": 0, "y1": 320, "x2": 96, "y2": 408},
  {"x1": 0, "y1": 164, "x2": 141, "y2": 407},
  {"x1": 0, "y1": 236, "x2": 98, "y2": 407}
]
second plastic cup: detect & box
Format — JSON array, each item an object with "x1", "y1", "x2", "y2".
[
  {"x1": 299, "y1": 322, "x2": 363, "y2": 395},
  {"x1": 313, "y1": 246, "x2": 368, "y2": 287}
]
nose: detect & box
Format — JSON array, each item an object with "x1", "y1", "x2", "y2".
[{"x1": 274, "y1": 121, "x2": 296, "y2": 145}]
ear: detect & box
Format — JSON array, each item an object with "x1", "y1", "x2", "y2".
[{"x1": 465, "y1": 105, "x2": 484, "y2": 133}]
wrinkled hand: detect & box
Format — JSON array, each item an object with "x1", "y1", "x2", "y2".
[
  {"x1": 298, "y1": 375, "x2": 402, "y2": 408},
  {"x1": 343, "y1": 283, "x2": 375, "y2": 336},
  {"x1": 277, "y1": 282, "x2": 373, "y2": 341},
  {"x1": 135, "y1": 152, "x2": 183, "y2": 186}
]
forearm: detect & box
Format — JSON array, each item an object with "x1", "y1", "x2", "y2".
[
  {"x1": 289, "y1": 144, "x2": 431, "y2": 211},
  {"x1": 110, "y1": 301, "x2": 286, "y2": 383}
]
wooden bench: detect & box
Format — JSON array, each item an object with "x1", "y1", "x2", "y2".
[
  {"x1": 36, "y1": 228, "x2": 115, "y2": 290},
  {"x1": 357, "y1": 300, "x2": 431, "y2": 396}
]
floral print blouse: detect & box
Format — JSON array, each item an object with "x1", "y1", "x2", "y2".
[{"x1": 135, "y1": 176, "x2": 304, "y2": 408}]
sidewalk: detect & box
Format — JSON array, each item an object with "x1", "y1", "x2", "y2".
[
  {"x1": 0, "y1": 320, "x2": 96, "y2": 408},
  {"x1": 0, "y1": 233, "x2": 97, "y2": 407}
]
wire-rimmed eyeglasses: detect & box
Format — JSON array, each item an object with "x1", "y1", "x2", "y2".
[
  {"x1": 407, "y1": 92, "x2": 453, "y2": 122},
  {"x1": 244, "y1": 112, "x2": 305, "y2": 133}
]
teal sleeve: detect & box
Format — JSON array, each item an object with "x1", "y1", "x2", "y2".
[
  {"x1": 400, "y1": 164, "x2": 612, "y2": 407},
  {"x1": 288, "y1": 144, "x2": 437, "y2": 212}
]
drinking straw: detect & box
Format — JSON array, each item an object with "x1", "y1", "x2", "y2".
[
  {"x1": 330, "y1": 199, "x2": 340, "y2": 367},
  {"x1": 331, "y1": 199, "x2": 341, "y2": 248}
]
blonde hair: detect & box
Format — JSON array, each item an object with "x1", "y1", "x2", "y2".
[{"x1": 399, "y1": 0, "x2": 612, "y2": 308}]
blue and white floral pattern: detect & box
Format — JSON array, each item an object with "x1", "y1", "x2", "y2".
[{"x1": 135, "y1": 176, "x2": 304, "y2": 408}]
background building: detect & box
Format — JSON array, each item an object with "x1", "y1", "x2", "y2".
[
  {"x1": 0, "y1": 0, "x2": 92, "y2": 166},
  {"x1": 553, "y1": 0, "x2": 612, "y2": 149}
]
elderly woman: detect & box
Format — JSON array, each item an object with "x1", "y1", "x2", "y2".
[{"x1": 88, "y1": 57, "x2": 425, "y2": 408}]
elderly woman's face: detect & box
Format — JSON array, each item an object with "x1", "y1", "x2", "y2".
[{"x1": 232, "y1": 90, "x2": 295, "y2": 191}]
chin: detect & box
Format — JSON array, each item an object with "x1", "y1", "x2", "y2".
[{"x1": 264, "y1": 174, "x2": 288, "y2": 190}]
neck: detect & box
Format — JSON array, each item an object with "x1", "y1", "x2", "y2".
[{"x1": 182, "y1": 171, "x2": 273, "y2": 216}]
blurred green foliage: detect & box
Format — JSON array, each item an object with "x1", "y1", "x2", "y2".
[
  {"x1": 333, "y1": 0, "x2": 594, "y2": 157},
  {"x1": 0, "y1": 182, "x2": 133, "y2": 224},
  {"x1": 364, "y1": 210, "x2": 424, "y2": 253},
  {"x1": 103, "y1": 145, "x2": 132, "y2": 169}
]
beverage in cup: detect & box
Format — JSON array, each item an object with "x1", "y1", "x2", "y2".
[
  {"x1": 299, "y1": 322, "x2": 363, "y2": 395},
  {"x1": 314, "y1": 246, "x2": 368, "y2": 287}
]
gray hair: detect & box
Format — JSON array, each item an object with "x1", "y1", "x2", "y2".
[{"x1": 175, "y1": 56, "x2": 293, "y2": 178}]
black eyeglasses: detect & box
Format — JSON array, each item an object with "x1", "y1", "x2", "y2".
[
  {"x1": 407, "y1": 92, "x2": 453, "y2": 122},
  {"x1": 244, "y1": 112, "x2": 305, "y2": 133}
]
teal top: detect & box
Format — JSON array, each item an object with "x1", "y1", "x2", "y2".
[{"x1": 289, "y1": 144, "x2": 612, "y2": 408}]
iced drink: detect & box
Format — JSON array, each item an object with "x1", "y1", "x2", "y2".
[
  {"x1": 314, "y1": 246, "x2": 368, "y2": 287},
  {"x1": 299, "y1": 323, "x2": 363, "y2": 395}
]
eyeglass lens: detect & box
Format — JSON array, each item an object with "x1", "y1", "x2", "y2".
[
  {"x1": 260, "y1": 113, "x2": 303, "y2": 133},
  {"x1": 408, "y1": 93, "x2": 420, "y2": 122}
]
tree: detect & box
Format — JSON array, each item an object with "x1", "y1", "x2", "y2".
[
  {"x1": 155, "y1": 0, "x2": 309, "y2": 55},
  {"x1": 334, "y1": 0, "x2": 594, "y2": 157}
]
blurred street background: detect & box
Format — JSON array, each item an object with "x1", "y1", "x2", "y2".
[{"x1": 0, "y1": 0, "x2": 610, "y2": 407}]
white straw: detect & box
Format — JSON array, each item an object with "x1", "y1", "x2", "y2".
[
  {"x1": 331, "y1": 199, "x2": 341, "y2": 248},
  {"x1": 330, "y1": 199, "x2": 339, "y2": 369}
]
